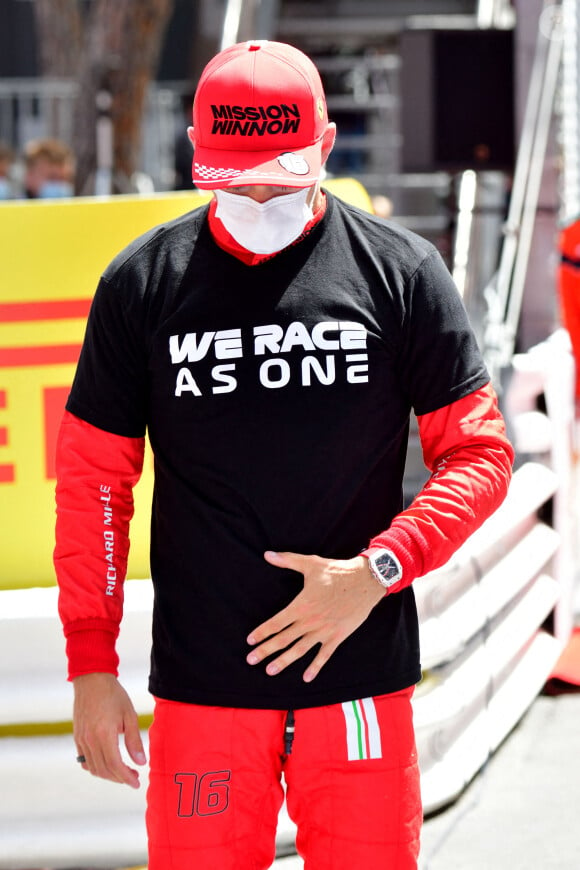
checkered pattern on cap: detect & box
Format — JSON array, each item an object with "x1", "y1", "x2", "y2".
[
  {"x1": 193, "y1": 163, "x2": 317, "y2": 185},
  {"x1": 194, "y1": 164, "x2": 241, "y2": 182}
]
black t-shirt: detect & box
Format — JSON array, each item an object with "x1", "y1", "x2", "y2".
[{"x1": 68, "y1": 192, "x2": 488, "y2": 709}]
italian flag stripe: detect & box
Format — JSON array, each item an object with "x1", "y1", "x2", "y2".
[{"x1": 341, "y1": 697, "x2": 383, "y2": 760}]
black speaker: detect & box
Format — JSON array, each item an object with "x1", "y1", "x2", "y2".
[{"x1": 400, "y1": 29, "x2": 515, "y2": 172}]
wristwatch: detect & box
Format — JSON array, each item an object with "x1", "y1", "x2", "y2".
[{"x1": 366, "y1": 549, "x2": 403, "y2": 590}]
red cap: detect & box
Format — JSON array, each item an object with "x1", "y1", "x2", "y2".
[{"x1": 191, "y1": 40, "x2": 329, "y2": 189}]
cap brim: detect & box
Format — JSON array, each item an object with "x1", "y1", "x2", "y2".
[{"x1": 192, "y1": 140, "x2": 322, "y2": 189}]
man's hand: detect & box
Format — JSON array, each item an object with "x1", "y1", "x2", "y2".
[
  {"x1": 73, "y1": 673, "x2": 146, "y2": 789},
  {"x1": 246, "y1": 551, "x2": 385, "y2": 682}
]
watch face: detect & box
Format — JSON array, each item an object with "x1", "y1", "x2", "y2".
[{"x1": 372, "y1": 552, "x2": 402, "y2": 586}]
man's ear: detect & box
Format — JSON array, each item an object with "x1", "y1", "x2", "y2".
[
  {"x1": 187, "y1": 126, "x2": 195, "y2": 147},
  {"x1": 321, "y1": 123, "x2": 337, "y2": 163}
]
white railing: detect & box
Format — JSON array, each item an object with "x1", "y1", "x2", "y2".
[{"x1": 560, "y1": 0, "x2": 580, "y2": 223}]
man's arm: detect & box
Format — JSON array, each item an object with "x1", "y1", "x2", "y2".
[
  {"x1": 362, "y1": 381, "x2": 515, "y2": 587},
  {"x1": 54, "y1": 410, "x2": 147, "y2": 787},
  {"x1": 247, "y1": 383, "x2": 514, "y2": 681}
]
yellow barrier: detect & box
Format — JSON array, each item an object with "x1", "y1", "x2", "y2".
[{"x1": 0, "y1": 179, "x2": 373, "y2": 588}]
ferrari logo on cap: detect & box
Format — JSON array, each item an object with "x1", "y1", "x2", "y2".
[{"x1": 317, "y1": 98, "x2": 325, "y2": 120}]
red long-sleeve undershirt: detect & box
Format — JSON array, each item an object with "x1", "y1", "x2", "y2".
[
  {"x1": 54, "y1": 413, "x2": 145, "y2": 678},
  {"x1": 361, "y1": 382, "x2": 514, "y2": 593}
]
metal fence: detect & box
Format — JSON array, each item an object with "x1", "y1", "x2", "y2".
[{"x1": 0, "y1": 78, "x2": 183, "y2": 192}]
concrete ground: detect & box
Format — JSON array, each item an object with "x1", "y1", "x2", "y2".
[{"x1": 419, "y1": 688, "x2": 580, "y2": 870}]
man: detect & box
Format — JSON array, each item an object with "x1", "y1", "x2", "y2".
[
  {"x1": 23, "y1": 137, "x2": 75, "y2": 198},
  {"x1": 0, "y1": 141, "x2": 15, "y2": 199},
  {"x1": 558, "y1": 218, "x2": 580, "y2": 416},
  {"x1": 55, "y1": 41, "x2": 514, "y2": 869}
]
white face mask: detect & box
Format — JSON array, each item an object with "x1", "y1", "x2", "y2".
[
  {"x1": 38, "y1": 180, "x2": 74, "y2": 199},
  {"x1": 214, "y1": 186, "x2": 315, "y2": 255},
  {"x1": 0, "y1": 178, "x2": 12, "y2": 200}
]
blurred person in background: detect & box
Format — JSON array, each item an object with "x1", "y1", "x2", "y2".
[
  {"x1": 371, "y1": 192, "x2": 393, "y2": 219},
  {"x1": 55, "y1": 40, "x2": 514, "y2": 870},
  {"x1": 558, "y1": 219, "x2": 580, "y2": 418},
  {"x1": 174, "y1": 91, "x2": 197, "y2": 190},
  {"x1": 23, "y1": 137, "x2": 75, "y2": 199},
  {"x1": 0, "y1": 142, "x2": 15, "y2": 199}
]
